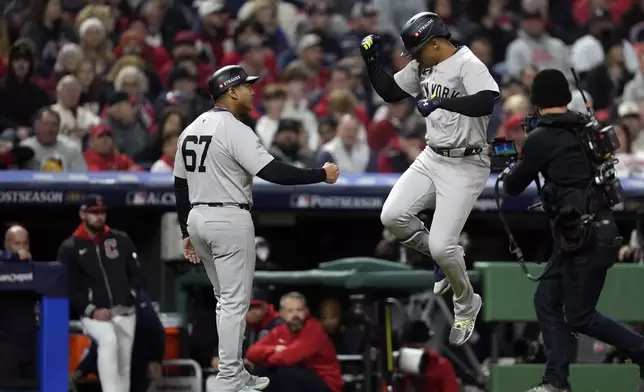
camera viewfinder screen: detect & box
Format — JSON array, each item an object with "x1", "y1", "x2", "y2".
[{"x1": 494, "y1": 141, "x2": 517, "y2": 156}]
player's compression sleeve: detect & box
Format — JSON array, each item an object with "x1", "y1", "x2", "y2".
[
  {"x1": 437, "y1": 90, "x2": 497, "y2": 117},
  {"x1": 366, "y1": 63, "x2": 412, "y2": 103},
  {"x1": 173, "y1": 176, "x2": 191, "y2": 239},
  {"x1": 257, "y1": 159, "x2": 327, "y2": 185}
]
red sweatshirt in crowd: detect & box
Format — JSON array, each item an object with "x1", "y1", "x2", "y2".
[
  {"x1": 245, "y1": 317, "x2": 343, "y2": 392},
  {"x1": 84, "y1": 150, "x2": 143, "y2": 172}
]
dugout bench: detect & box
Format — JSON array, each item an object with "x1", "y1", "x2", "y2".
[
  {"x1": 174, "y1": 258, "x2": 484, "y2": 391},
  {"x1": 476, "y1": 261, "x2": 644, "y2": 392}
]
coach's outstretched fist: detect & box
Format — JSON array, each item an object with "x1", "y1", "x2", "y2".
[
  {"x1": 360, "y1": 34, "x2": 381, "y2": 65},
  {"x1": 323, "y1": 162, "x2": 340, "y2": 184}
]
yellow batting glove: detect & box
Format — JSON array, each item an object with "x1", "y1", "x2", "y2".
[
  {"x1": 360, "y1": 34, "x2": 381, "y2": 64},
  {"x1": 361, "y1": 36, "x2": 374, "y2": 50}
]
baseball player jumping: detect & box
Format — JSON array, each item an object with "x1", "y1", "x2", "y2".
[
  {"x1": 173, "y1": 65, "x2": 339, "y2": 392},
  {"x1": 360, "y1": 12, "x2": 499, "y2": 346}
]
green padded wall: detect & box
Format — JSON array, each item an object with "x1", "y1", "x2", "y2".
[
  {"x1": 489, "y1": 364, "x2": 640, "y2": 392},
  {"x1": 476, "y1": 262, "x2": 644, "y2": 322}
]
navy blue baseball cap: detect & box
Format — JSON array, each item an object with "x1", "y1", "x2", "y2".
[
  {"x1": 250, "y1": 287, "x2": 268, "y2": 305},
  {"x1": 80, "y1": 194, "x2": 107, "y2": 212}
]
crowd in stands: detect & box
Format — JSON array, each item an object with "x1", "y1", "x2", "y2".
[{"x1": 0, "y1": 0, "x2": 642, "y2": 178}]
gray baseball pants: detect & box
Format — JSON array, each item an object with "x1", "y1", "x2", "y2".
[
  {"x1": 188, "y1": 205, "x2": 255, "y2": 392},
  {"x1": 380, "y1": 147, "x2": 490, "y2": 318}
]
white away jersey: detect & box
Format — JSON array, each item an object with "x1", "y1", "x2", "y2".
[
  {"x1": 173, "y1": 109, "x2": 274, "y2": 205},
  {"x1": 394, "y1": 46, "x2": 499, "y2": 148}
]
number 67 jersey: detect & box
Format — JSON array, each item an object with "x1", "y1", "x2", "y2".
[{"x1": 173, "y1": 108, "x2": 275, "y2": 206}]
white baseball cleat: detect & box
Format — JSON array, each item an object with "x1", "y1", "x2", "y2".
[
  {"x1": 433, "y1": 272, "x2": 451, "y2": 295},
  {"x1": 247, "y1": 376, "x2": 270, "y2": 390}
]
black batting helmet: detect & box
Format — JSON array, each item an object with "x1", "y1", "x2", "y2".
[
  {"x1": 400, "y1": 12, "x2": 450, "y2": 58},
  {"x1": 207, "y1": 65, "x2": 260, "y2": 100}
]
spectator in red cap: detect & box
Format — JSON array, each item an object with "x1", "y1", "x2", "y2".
[
  {"x1": 246, "y1": 292, "x2": 343, "y2": 392},
  {"x1": 84, "y1": 123, "x2": 143, "y2": 172},
  {"x1": 497, "y1": 115, "x2": 527, "y2": 154}
]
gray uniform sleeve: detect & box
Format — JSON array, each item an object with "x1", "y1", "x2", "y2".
[
  {"x1": 227, "y1": 123, "x2": 274, "y2": 175},
  {"x1": 173, "y1": 136, "x2": 187, "y2": 179},
  {"x1": 461, "y1": 58, "x2": 500, "y2": 95},
  {"x1": 393, "y1": 60, "x2": 422, "y2": 97}
]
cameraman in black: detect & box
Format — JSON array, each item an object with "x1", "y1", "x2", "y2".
[{"x1": 502, "y1": 69, "x2": 644, "y2": 392}]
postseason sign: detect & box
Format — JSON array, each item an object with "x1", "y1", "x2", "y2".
[
  {"x1": 0, "y1": 190, "x2": 64, "y2": 204},
  {"x1": 0, "y1": 171, "x2": 641, "y2": 213}
]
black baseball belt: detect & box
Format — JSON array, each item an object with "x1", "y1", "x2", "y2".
[
  {"x1": 192, "y1": 202, "x2": 251, "y2": 211},
  {"x1": 429, "y1": 145, "x2": 485, "y2": 158}
]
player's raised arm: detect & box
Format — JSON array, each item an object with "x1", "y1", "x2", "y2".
[{"x1": 360, "y1": 34, "x2": 413, "y2": 103}]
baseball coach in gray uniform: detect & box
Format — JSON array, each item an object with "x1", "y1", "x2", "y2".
[{"x1": 173, "y1": 65, "x2": 340, "y2": 392}]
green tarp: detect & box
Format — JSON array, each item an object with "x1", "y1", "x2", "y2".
[
  {"x1": 489, "y1": 364, "x2": 639, "y2": 392},
  {"x1": 177, "y1": 257, "x2": 480, "y2": 292},
  {"x1": 476, "y1": 262, "x2": 644, "y2": 322}
]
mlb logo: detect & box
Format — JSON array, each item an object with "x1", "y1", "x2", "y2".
[
  {"x1": 295, "y1": 194, "x2": 311, "y2": 208},
  {"x1": 131, "y1": 192, "x2": 147, "y2": 205}
]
